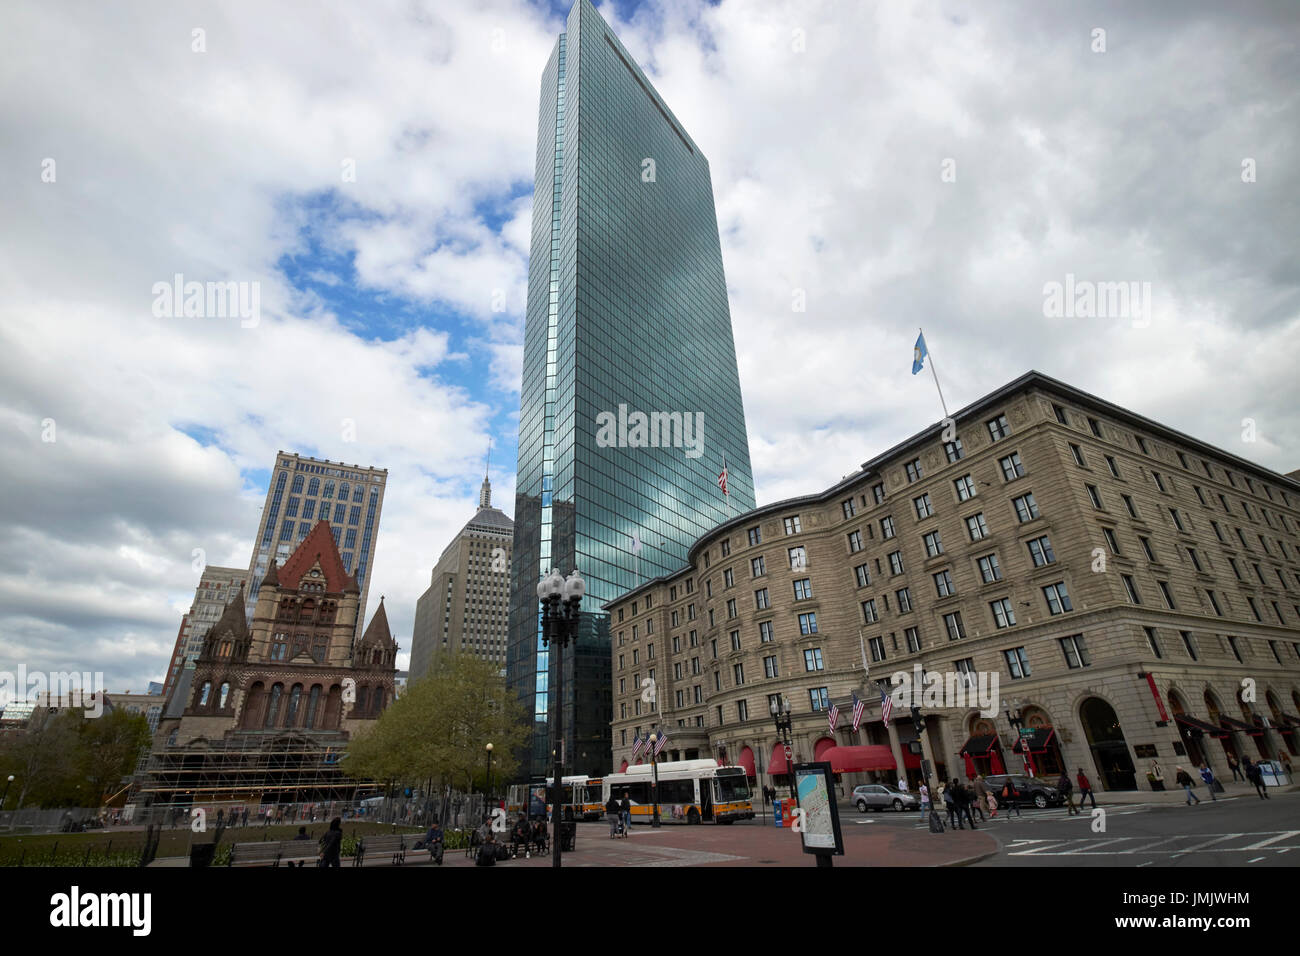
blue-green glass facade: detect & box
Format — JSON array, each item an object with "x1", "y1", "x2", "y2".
[{"x1": 507, "y1": 0, "x2": 756, "y2": 780}]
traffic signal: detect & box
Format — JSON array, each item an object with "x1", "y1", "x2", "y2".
[{"x1": 910, "y1": 706, "x2": 924, "y2": 737}]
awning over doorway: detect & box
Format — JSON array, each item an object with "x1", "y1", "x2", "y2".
[
  {"x1": 769, "y1": 742, "x2": 790, "y2": 775},
  {"x1": 821, "y1": 745, "x2": 898, "y2": 773},
  {"x1": 1012, "y1": 728, "x2": 1055, "y2": 754},
  {"x1": 960, "y1": 734, "x2": 1000, "y2": 757},
  {"x1": 1220, "y1": 717, "x2": 1264, "y2": 736},
  {"x1": 737, "y1": 747, "x2": 756, "y2": 777},
  {"x1": 1175, "y1": 714, "x2": 1230, "y2": 738}
]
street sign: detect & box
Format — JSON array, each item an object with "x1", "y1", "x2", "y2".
[
  {"x1": 1019, "y1": 728, "x2": 1035, "y2": 737},
  {"x1": 783, "y1": 745, "x2": 793, "y2": 760}
]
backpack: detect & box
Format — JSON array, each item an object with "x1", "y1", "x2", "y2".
[{"x1": 476, "y1": 844, "x2": 496, "y2": 866}]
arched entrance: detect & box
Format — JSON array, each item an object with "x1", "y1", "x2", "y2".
[
  {"x1": 1236, "y1": 689, "x2": 1272, "y2": 759},
  {"x1": 960, "y1": 717, "x2": 1006, "y2": 778},
  {"x1": 1265, "y1": 692, "x2": 1297, "y2": 757},
  {"x1": 1013, "y1": 706, "x2": 1064, "y2": 777},
  {"x1": 1205, "y1": 690, "x2": 1240, "y2": 765},
  {"x1": 1167, "y1": 689, "x2": 1204, "y2": 766},
  {"x1": 1080, "y1": 697, "x2": 1137, "y2": 790},
  {"x1": 813, "y1": 736, "x2": 836, "y2": 761}
]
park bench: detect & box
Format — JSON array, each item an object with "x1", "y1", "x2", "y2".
[
  {"x1": 229, "y1": 839, "x2": 318, "y2": 867},
  {"x1": 355, "y1": 833, "x2": 405, "y2": 866}
]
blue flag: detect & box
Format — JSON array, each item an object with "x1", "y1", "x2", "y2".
[{"x1": 912, "y1": 332, "x2": 928, "y2": 375}]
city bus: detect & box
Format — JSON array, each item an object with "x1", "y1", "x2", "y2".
[
  {"x1": 602, "y1": 759, "x2": 753, "y2": 824},
  {"x1": 506, "y1": 775, "x2": 604, "y2": 820}
]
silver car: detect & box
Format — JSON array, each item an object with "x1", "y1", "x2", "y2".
[{"x1": 852, "y1": 784, "x2": 919, "y2": 812}]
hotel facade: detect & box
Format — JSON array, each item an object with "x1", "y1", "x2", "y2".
[{"x1": 607, "y1": 372, "x2": 1300, "y2": 793}]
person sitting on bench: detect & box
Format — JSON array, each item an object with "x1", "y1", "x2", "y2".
[{"x1": 510, "y1": 815, "x2": 532, "y2": 857}]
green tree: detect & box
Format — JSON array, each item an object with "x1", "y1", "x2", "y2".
[
  {"x1": 0, "y1": 709, "x2": 82, "y2": 808},
  {"x1": 80, "y1": 708, "x2": 151, "y2": 804},
  {"x1": 344, "y1": 655, "x2": 527, "y2": 800}
]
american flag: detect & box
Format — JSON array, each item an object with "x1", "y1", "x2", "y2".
[
  {"x1": 828, "y1": 702, "x2": 840, "y2": 733},
  {"x1": 631, "y1": 732, "x2": 645, "y2": 759},
  {"x1": 880, "y1": 687, "x2": 894, "y2": 725},
  {"x1": 718, "y1": 466, "x2": 729, "y2": 496},
  {"x1": 654, "y1": 727, "x2": 669, "y2": 755},
  {"x1": 851, "y1": 691, "x2": 865, "y2": 732}
]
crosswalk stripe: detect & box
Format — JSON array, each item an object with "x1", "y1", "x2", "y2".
[
  {"x1": 1241, "y1": 830, "x2": 1300, "y2": 850},
  {"x1": 1172, "y1": 834, "x2": 1245, "y2": 855}
]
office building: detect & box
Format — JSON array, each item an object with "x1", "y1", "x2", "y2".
[
  {"x1": 246, "y1": 452, "x2": 387, "y2": 641},
  {"x1": 410, "y1": 474, "x2": 514, "y2": 681},
  {"x1": 507, "y1": 0, "x2": 756, "y2": 779}
]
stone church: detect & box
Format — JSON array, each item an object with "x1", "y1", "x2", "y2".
[{"x1": 139, "y1": 520, "x2": 398, "y2": 808}]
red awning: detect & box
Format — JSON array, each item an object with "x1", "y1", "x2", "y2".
[
  {"x1": 619, "y1": 760, "x2": 629, "y2": 772},
  {"x1": 737, "y1": 746, "x2": 756, "y2": 777},
  {"x1": 814, "y1": 737, "x2": 837, "y2": 760},
  {"x1": 1220, "y1": 717, "x2": 1264, "y2": 736},
  {"x1": 1175, "y1": 714, "x2": 1230, "y2": 739},
  {"x1": 769, "y1": 742, "x2": 790, "y2": 775},
  {"x1": 821, "y1": 745, "x2": 899, "y2": 774}
]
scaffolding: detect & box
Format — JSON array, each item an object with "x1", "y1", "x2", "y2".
[{"x1": 134, "y1": 730, "x2": 379, "y2": 807}]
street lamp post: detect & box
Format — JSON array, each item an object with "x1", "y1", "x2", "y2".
[
  {"x1": 771, "y1": 696, "x2": 797, "y2": 800},
  {"x1": 485, "y1": 743, "x2": 494, "y2": 808},
  {"x1": 1003, "y1": 698, "x2": 1030, "y2": 776},
  {"x1": 1, "y1": 774, "x2": 13, "y2": 813},
  {"x1": 538, "y1": 567, "x2": 586, "y2": 869},
  {"x1": 648, "y1": 731, "x2": 662, "y2": 827}
]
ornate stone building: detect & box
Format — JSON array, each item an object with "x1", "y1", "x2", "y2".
[
  {"x1": 607, "y1": 371, "x2": 1300, "y2": 794},
  {"x1": 139, "y1": 520, "x2": 398, "y2": 807}
]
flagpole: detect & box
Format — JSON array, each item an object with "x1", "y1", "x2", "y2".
[{"x1": 918, "y1": 326, "x2": 950, "y2": 419}]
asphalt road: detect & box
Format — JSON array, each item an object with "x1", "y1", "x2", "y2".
[{"x1": 816, "y1": 791, "x2": 1299, "y2": 866}]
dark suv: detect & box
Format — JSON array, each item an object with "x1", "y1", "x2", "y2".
[{"x1": 983, "y1": 774, "x2": 1062, "y2": 809}]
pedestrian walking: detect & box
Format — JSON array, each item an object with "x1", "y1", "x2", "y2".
[
  {"x1": 1000, "y1": 778, "x2": 1021, "y2": 818},
  {"x1": 986, "y1": 790, "x2": 998, "y2": 818},
  {"x1": 973, "y1": 775, "x2": 990, "y2": 822},
  {"x1": 941, "y1": 782, "x2": 958, "y2": 829},
  {"x1": 898, "y1": 776, "x2": 908, "y2": 794},
  {"x1": 1057, "y1": 772, "x2": 1079, "y2": 815},
  {"x1": 1175, "y1": 766, "x2": 1200, "y2": 805},
  {"x1": 1244, "y1": 758, "x2": 1269, "y2": 800},
  {"x1": 1227, "y1": 753, "x2": 1243, "y2": 782},
  {"x1": 957, "y1": 780, "x2": 978, "y2": 829},
  {"x1": 1076, "y1": 768, "x2": 1096, "y2": 809},
  {"x1": 919, "y1": 783, "x2": 930, "y2": 817},
  {"x1": 619, "y1": 793, "x2": 631, "y2": 833},
  {"x1": 1198, "y1": 764, "x2": 1217, "y2": 801},
  {"x1": 606, "y1": 794, "x2": 620, "y2": 838},
  {"x1": 318, "y1": 817, "x2": 342, "y2": 867}
]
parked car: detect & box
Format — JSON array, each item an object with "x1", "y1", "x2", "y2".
[
  {"x1": 852, "y1": 784, "x2": 920, "y2": 812},
  {"x1": 983, "y1": 774, "x2": 1062, "y2": 809}
]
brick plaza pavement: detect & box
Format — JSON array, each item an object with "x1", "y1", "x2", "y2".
[{"x1": 406, "y1": 818, "x2": 996, "y2": 868}]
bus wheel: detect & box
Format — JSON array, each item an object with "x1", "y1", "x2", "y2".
[{"x1": 687, "y1": 808, "x2": 700, "y2": 825}]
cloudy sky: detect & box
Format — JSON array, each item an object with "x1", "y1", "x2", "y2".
[{"x1": 1, "y1": 0, "x2": 1296, "y2": 698}]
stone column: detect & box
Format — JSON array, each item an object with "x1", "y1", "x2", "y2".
[{"x1": 886, "y1": 719, "x2": 907, "y2": 788}]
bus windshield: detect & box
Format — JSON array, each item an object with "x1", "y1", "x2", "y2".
[{"x1": 715, "y1": 772, "x2": 751, "y2": 802}]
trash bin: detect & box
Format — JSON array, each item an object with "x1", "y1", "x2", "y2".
[{"x1": 190, "y1": 843, "x2": 217, "y2": 868}]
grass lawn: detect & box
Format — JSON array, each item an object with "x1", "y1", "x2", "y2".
[{"x1": 0, "y1": 821, "x2": 426, "y2": 866}]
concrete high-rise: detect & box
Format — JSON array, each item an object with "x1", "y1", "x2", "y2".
[
  {"x1": 507, "y1": 0, "x2": 756, "y2": 779},
  {"x1": 246, "y1": 452, "x2": 387, "y2": 641},
  {"x1": 410, "y1": 475, "x2": 514, "y2": 681}
]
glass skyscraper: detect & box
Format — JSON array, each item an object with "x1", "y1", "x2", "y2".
[{"x1": 507, "y1": 0, "x2": 756, "y2": 779}]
